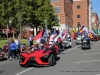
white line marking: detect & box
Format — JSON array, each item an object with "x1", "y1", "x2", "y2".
[
  {"x1": 91, "y1": 49, "x2": 100, "y2": 51},
  {"x1": 75, "y1": 60, "x2": 100, "y2": 63},
  {"x1": 84, "y1": 53, "x2": 100, "y2": 55},
  {"x1": 62, "y1": 45, "x2": 80, "y2": 54},
  {"x1": 96, "y1": 74, "x2": 100, "y2": 75},
  {"x1": 15, "y1": 68, "x2": 33, "y2": 75}
]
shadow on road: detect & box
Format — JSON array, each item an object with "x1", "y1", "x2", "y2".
[
  {"x1": 56, "y1": 57, "x2": 60, "y2": 61},
  {"x1": 0, "y1": 71, "x2": 4, "y2": 73}
]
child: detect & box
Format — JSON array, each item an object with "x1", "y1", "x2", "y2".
[{"x1": 3, "y1": 42, "x2": 8, "y2": 58}]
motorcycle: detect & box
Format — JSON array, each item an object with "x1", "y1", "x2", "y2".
[
  {"x1": 62, "y1": 38, "x2": 72, "y2": 49},
  {"x1": 76, "y1": 37, "x2": 82, "y2": 45},
  {"x1": 81, "y1": 39, "x2": 91, "y2": 50}
]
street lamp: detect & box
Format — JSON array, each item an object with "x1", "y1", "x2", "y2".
[
  {"x1": 9, "y1": 20, "x2": 14, "y2": 38},
  {"x1": 44, "y1": 19, "x2": 47, "y2": 28},
  {"x1": 9, "y1": 20, "x2": 11, "y2": 24}
]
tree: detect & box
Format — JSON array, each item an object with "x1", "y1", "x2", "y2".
[
  {"x1": 31, "y1": 0, "x2": 59, "y2": 29},
  {"x1": 0, "y1": 0, "x2": 59, "y2": 29}
]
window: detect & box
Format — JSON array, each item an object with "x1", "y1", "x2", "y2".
[
  {"x1": 54, "y1": 7, "x2": 59, "y2": 13},
  {"x1": 77, "y1": 15, "x2": 81, "y2": 18},
  {"x1": 77, "y1": 5, "x2": 80, "y2": 9},
  {"x1": 55, "y1": 0, "x2": 59, "y2": 2}
]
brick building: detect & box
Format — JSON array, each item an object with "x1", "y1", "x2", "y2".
[
  {"x1": 50, "y1": 0, "x2": 73, "y2": 31},
  {"x1": 92, "y1": 12, "x2": 99, "y2": 29},
  {"x1": 73, "y1": 0, "x2": 89, "y2": 30}
]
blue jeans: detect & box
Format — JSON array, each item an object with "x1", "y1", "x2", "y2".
[
  {"x1": 8, "y1": 49, "x2": 10, "y2": 59},
  {"x1": 10, "y1": 50, "x2": 16, "y2": 58}
]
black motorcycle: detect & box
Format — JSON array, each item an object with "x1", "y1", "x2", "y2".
[{"x1": 81, "y1": 38, "x2": 91, "y2": 50}]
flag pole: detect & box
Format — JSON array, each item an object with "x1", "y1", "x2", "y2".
[
  {"x1": 6, "y1": 24, "x2": 9, "y2": 39},
  {"x1": 44, "y1": 18, "x2": 48, "y2": 42}
]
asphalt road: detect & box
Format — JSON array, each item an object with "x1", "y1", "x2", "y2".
[{"x1": 1, "y1": 40, "x2": 100, "y2": 75}]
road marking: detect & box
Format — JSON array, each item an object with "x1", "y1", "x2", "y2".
[
  {"x1": 75, "y1": 60, "x2": 100, "y2": 63},
  {"x1": 15, "y1": 68, "x2": 33, "y2": 75},
  {"x1": 62, "y1": 45, "x2": 80, "y2": 54},
  {"x1": 96, "y1": 74, "x2": 100, "y2": 75},
  {"x1": 91, "y1": 49, "x2": 100, "y2": 51},
  {"x1": 84, "y1": 53, "x2": 100, "y2": 55}
]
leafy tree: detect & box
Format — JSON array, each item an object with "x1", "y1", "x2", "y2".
[{"x1": 0, "y1": 0, "x2": 59, "y2": 29}]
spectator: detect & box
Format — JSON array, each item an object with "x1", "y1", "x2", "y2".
[
  {"x1": 14, "y1": 37, "x2": 20, "y2": 59},
  {"x1": 29, "y1": 35, "x2": 33, "y2": 47},
  {"x1": 9, "y1": 39, "x2": 16, "y2": 60},
  {"x1": 8, "y1": 37, "x2": 11, "y2": 59},
  {"x1": 27, "y1": 36, "x2": 30, "y2": 47},
  {"x1": 14, "y1": 37, "x2": 19, "y2": 46},
  {"x1": 3, "y1": 42, "x2": 8, "y2": 53},
  {"x1": 16, "y1": 41, "x2": 21, "y2": 59},
  {"x1": 3, "y1": 42, "x2": 8, "y2": 58}
]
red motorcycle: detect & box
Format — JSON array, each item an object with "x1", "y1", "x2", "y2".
[{"x1": 19, "y1": 43, "x2": 59, "y2": 67}]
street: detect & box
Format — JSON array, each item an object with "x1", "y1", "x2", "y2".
[{"x1": 0, "y1": 41, "x2": 100, "y2": 75}]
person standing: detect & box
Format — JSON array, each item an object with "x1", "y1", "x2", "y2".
[
  {"x1": 3, "y1": 42, "x2": 8, "y2": 58},
  {"x1": 9, "y1": 39, "x2": 16, "y2": 60},
  {"x1": 14, "y1": 37, "x2": 20, "y2": 59},
  {"x1": 27, "y1": 36, "x2": 30, "y2": 47},
  {"x1": 29, "y1": 35, "x2": 33, "y2": 47},
  {"x1": 8, "y1": 37, "x2": 11, "y2": 60},
  {"x1": 14, "y1": 37, "x2": 19, "y2": 46}
]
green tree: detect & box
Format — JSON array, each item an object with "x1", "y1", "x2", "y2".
[
  {"x1": 0, "y1": 0, "x2": 59, "y2": 29},
  {"x1": 32, "y1": 0, "x2": 59, "y2": 29}
]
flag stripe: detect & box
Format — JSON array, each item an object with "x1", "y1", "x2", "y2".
[{"x1": 34, "y1": 30, "x2": 44, "y2": 43}]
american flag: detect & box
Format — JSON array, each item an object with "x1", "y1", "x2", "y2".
[
  {"x1": 49, "y1": 28, "x2": 57, "y2": 43},
  {"x1": 6, "y1": 24, "x2": 9, "y2": 38}
]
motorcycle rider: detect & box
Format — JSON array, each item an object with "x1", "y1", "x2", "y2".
[
  {"x1": 57, "y1": 37, "x2": 63, "y2": 52},
  {"x1": 81, "y1": 33, "x2": 90, "y2": 46}
]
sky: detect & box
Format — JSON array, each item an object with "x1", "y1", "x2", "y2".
[{"x1": 91, "y1": 0, "x2": 100, "y2": 20}]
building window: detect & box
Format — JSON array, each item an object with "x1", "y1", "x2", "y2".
[
  {"x1": 55, "y1": 0, "x2": 59, "y2": 2},
  {"x1": 77, "y1": 5, "x2": 80, "y2": 9},
  {"x1": 54, "y1": 7, "x2": 59, "y2": 13},
  {"x1": 77, "y1": 15, "x2": 81, "y2": 18}
]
